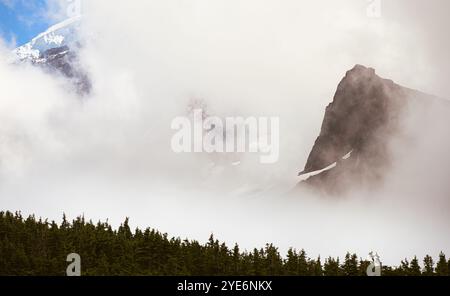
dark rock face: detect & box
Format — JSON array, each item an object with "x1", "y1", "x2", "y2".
[
  {"x1": 299, "y1": 65, "x2": 440, "y2": 194},
  {"x1": 32, "y1": 46, "x2": 91, "y2": 95}
]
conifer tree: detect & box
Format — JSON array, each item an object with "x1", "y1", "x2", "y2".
[
  {"x1": 358, "y1": 259, "x2": 371, "y2": 276},
  {"x1": 232, "y1": 244, "x2": 241, "y2": 275},
  {"x1": 410, "y1": 257, "x2": 421, "y2": 276},
  {"x1": 298, "y1": 249, "x2": 308, "y2": 276},
  {"x1": 422, "y1": 255, "x2": 434, "y2": 276},
  {"x1": 400, "y1": 259, "x2": 410, "y2": 276},
  {"x1": 285, "y1": 248, "x2": 299, "y2": 275},
  {"x1": 448, "y1": 259, "x2": 450, "y2": 276},
  {"x1": 435, "y1": 252, "x2": 448, "y2": 276},
  {"x1": 342, "y1": 253, "x2": 358, "y2": 276},
  {"x1": 313, "y1": 256, "x2": 323, "y2": 276},
  {"x1": 323, "y1": 257, "x2": 340, "y2": 276}
]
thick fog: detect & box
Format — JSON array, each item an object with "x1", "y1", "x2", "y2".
[{"x1": 1, "y1": 0, "x2": 450, "y2": 265}]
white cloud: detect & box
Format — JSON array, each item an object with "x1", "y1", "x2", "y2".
[{"x1": 0, "y1": 0, "x2": 449, "y2": 264}]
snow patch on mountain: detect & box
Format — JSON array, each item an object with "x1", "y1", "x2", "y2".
[{"x1": 13, "y1": 16, "x2": 81, "y2": 61}]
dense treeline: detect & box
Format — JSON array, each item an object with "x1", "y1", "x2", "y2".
[{"x1": 0, "y1": 211, "x2": 449, "y2": 276}]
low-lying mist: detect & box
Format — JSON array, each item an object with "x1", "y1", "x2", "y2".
[{"x1": 1, "y1": 0, "x2": 450, "y2": 265}]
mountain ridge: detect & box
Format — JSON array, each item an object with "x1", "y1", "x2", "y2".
[
  {"x1": 12, "y1": 16, "x2": 90, "y2": 95},
  {"x1": 298, "y1": 64, "x2": 449, "y2": 194}
]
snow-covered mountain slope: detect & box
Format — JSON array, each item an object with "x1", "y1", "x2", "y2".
[
  {"x1": 13, "y1": 16, "x2": 82, "y2": 62},
  {"x1": 11, "y1": 16, "x2": 90, "y2": 94}
]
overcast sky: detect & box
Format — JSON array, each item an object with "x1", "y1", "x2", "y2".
[{"x1": 1, "y1": 0, "x2": 449, "y2": 265}]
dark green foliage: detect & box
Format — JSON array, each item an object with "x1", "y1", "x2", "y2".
[
  {"x1": 435, "y1": 252, "x2": 449, "y2": 276},
  {"x1": 323, "y1": 257, "x2": 340, "y2": 276},
  {"x1": 399, "y1": 258, "x2": 410, "y2": 276},
  {"x1": 0, "y1": 211, "x2": 448, "y2": 276},
  {"x1": 358, "y1": 259, "x2": 371, "y2": 276},
  {"x1": 410, "y1": 257, "x2": 421, "y2": 276},
  {"x1": 342, "y1": 253, "x2": 358, "y2": 276},
  {"x1": 423, "y1": 255, "x2": 434, "y2": 276}
]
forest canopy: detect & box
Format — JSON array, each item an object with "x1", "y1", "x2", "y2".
[{"x1": 0, "y1": 211, "x2": 449, "y2": 276}]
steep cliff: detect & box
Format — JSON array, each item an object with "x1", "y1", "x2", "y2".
[{"x1": 299, "y1": 65, "x2": 443, "y2": 194}]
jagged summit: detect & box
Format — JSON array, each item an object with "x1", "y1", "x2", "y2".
[{"x1": 298, "y1": 64, "x2": 445, "y2": 194}]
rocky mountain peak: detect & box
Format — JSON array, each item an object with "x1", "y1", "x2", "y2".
[
  {"x1": 12, "y1": 16, "x2": 90, "y2": 95},
  {"x1": 298, "y1": 65, "x2": 435, "y2": 194}
]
